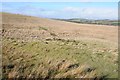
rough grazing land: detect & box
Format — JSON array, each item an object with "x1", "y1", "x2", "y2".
[{"x1": 1, "y1": 12, "x2": 118, "y2": 79}]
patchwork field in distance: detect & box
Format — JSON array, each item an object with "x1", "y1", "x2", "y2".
[{"x1": 1, "y1": 12, "x2": 118, "y2": 79}]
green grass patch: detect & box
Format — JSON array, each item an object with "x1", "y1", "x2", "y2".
[{"x1": 2, "y1": 38, "x2": 118, "y2": 78}]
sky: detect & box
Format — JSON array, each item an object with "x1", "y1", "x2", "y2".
[
  {"x1": 1, "y1": 0, "x2": 119, "y2": 2},
  {"x1": 1, "y1": 2, "x2": 118, "y2": 20}
]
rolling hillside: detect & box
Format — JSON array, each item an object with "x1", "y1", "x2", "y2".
[{"x1": 1, "y1": 12, "x2": 118, "y2": 79}]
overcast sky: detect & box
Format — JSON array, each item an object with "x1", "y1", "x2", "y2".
[{"x1": 1, "y1": 2, "x2": 118, "y2": 20}]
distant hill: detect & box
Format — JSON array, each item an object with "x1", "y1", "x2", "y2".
[{"x1": 55, "y1": 18, "x2": 118, "y2": 26}]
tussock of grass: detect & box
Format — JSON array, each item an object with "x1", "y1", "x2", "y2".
[
  {"x1": 39, "y1": 26, "x2": 48, "y2": 31},
  {"x1": 50, "y1": 32, "x2": 57, "y2": 36}
]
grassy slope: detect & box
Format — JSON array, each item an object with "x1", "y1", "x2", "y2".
[
  {"x1": 1, "y1": 12, "x2": 118, "y2": 79},
  {"x1": 2, "y1": 38, "x2": 118, "y2": 78}
]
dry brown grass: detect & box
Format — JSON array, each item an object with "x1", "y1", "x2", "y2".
[{"x1": 1, "y1": 12, "x2": 118, "y2": 42}]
